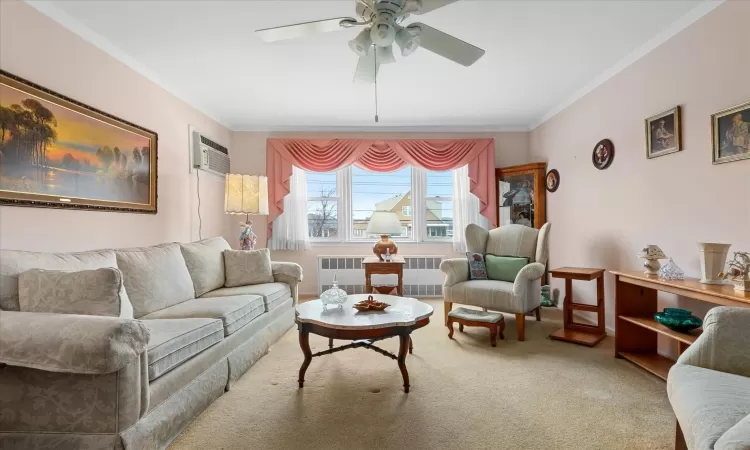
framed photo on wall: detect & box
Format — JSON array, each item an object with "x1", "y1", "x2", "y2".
[
  {"x1": 712, "y1": 100, "x2": 750, "y2": 165},
  {"x1": 0, "y1": 70, "x2": 158, "y2": 213},
  {"x1": 646, "y1": 106, "x2": 681, "y2": 159}
]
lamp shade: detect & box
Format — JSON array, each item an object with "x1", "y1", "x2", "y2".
[
  {"x1": 637, "y1": 245, "x2": 667, "y2": 259},
  {"x1": 366, "y1": 211, "x2": 402, "y2": 235},
  {"x1": 224, "y1": 174, "x2": 269, "y2": 215}
]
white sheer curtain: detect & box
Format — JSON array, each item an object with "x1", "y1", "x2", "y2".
[
  {"x1": 452, "y1": 164, "x2": 489, "y2": 253},
  {"x1": 269, "y1": 166, "x2": 310, "y2": 251}
]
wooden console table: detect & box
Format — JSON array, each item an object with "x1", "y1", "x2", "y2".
[
  {"x1": 363, "y1": 256, "x2": 405, "y2": 296},
  {"x1": 612, "y1": 270, "x2": 750, "y2": 380}
]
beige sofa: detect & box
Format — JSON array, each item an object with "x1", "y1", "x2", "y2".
[
  {"x1": 668, "y1": 307, "x2": 750, "y2": 450},
  {"x1": 0, "y1": 237, "x2": 302, "y2": 450}
]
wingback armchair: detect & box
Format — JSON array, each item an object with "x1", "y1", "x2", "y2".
[{"x1": 439, "y1": 223, "x2": 551, "y2": 341}]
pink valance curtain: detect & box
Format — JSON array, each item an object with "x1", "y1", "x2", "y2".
[{"x1": 266, "y1": 138, "x2": 497, "y2": 238}]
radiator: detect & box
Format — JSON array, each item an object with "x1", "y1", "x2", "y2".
[{"x1": 316, "y1": 255, "x2": 445, "y2": 298}]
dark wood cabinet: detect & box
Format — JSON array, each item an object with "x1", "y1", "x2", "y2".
[{"x1": 495, "y1": 162, "x2": 547, "y2": 229}]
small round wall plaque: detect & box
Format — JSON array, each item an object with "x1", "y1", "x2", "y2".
[
  {"x1": 545, "y1": 169, "x2": 560, "y2": 192},
  {"x1": 592, "y1": 139, "x2": 615, "y2": 170}
]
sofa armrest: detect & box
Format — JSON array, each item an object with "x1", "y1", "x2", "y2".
[
  {"x1": 676, "y1": 307, "x2": 750, "y2": 378},
  {"x1": 272, "y1": 261, "x2": 303, "y2": 284},
  {"x1": 0, "y1": 311, "x2": 150, "y2": 374},
  {"x1": 440, "y1": 258, "x2": 470, "y2": 288},
  {"x1": 513, "y1": 263, "x2": 545, "y2": 291}
]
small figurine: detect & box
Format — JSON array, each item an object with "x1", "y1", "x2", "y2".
[{"x1": 239, "y1": 220, "x2": 257, "y2": 251}]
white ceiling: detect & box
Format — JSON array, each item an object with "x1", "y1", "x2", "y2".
[{"x1": 32, "y1": 0, "x2": 710, "y2": 130}]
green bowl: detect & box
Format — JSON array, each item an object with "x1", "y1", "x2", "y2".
[{"x1": 654, "y1": 309, "x2": 702, "y2": 333}]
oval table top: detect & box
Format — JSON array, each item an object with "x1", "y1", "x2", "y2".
[{"x1": 295, "y1": 294, "x2": 433, "y2": 330}]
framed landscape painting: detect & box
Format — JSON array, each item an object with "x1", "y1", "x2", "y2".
[
  {"x1": 712, "y1": 100, "x2": 750, "y2": 165},
  {"x1": 0, "y1": 70, "x2": 157, "y2": 213}
]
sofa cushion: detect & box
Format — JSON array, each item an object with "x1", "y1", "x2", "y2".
[
  {"x1": 485, "y1": 255, "x2": 528, "y2": 282},
  {"x1": 18, "y1": 268, "x2": 130, "y2": 318},
  {"x1": 223, "y1": 249, "x2": 274, "y2": 287},
  {"x1": 668, "y1": 364, "x2": 750, "y2": 450},
  {"x1": 202, "y1": 283, "x2": 291, "y2": 312},
  {"x1": 140, "y1": 295, "x2": 265, "y2": 336},
  {"x1": 0, "y1": 249, "x2": 121, "y2": 311},
  {"x1": 116, "y1": 243, "x2": 195, "y2": 318},
  {"x1": 716, "y1": 413, "x2": 750, "y2": 450},
  {"x1": 142, "y1": 318, "x2": 223, "y2": 381},
  {"x1": 443, "y1": 280, "x2": 521, "y2": 313},
  {"x1": 179, "y1": 237, "x2": 231, "y2": 297}
]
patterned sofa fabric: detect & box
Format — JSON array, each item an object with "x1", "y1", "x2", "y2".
[
  {"x1": 18, "y1": 267, "x2": 128, "y2": 318},
  {"x1": 223, "y1": 249, "x2": 274, "y2": 287},
  {"x1": 141, "y1": 295, "x2": 265, "y2": 336},
  {"x1": 0, "y1": 248, "x2": 123, "y2": 311},
  {"x1": 202, "y1": 283, "x2": 291, "y2": 312},
  {"x1": 0, "y1": 311, "x2": 149, "y2": 374},
  {"x1": 115, "y1": 243, "x2": 196, "y2": 318},
  {"x1": 142, "y1": 318, "x2": 224, "y2": 381},
  {"x1": 179, "y1": 237, "x2": 231, "y2": 297}
]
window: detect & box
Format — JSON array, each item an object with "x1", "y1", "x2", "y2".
[
  {"x1": 425, "y1": 170, "x2": 453, "y2": 240},
  {"x1": 301, "y1": 166, "x2": 462, "y2": 243},
  {"x1": 351, "y1": 166, "x2": 412, "y2": 239},
  {"x1": 305, "y1": 171, "x2": 338, "y2": 239}
]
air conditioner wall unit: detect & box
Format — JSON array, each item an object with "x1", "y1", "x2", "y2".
[{"x1": 192, "y1": 130, "x2": 230, "y2": 177}]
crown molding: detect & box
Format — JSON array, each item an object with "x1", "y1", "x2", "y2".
[
  {"x1": 529, "y1": 0, "x2": 726, "y2": 131},
  {"x1": 25, "y1": 0, "x2": 232, "y2": 129},
  {"x1": 231, "y1": 124, "x2": 531, "y2": 133}
]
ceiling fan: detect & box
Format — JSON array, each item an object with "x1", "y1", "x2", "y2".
[{"x1": 255, "y1": 0, "x2": 485, "y2": 84}]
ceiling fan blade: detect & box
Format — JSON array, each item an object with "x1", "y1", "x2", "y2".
[
  {"x1": 404, "y1": 0, "x2": 460, "y2": 15},
  {"x1": 410, "y1": 22, "x2": 484, "y2": 66},
  {"x1": 256, "y1": 17, "x2": 358, "y2": 42},
  {"x1": 353, "y1": 52, "x2": 380, "y2": 84}
]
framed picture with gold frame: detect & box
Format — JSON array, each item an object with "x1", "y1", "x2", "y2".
[
  {"x1": 646, "y1": 106, "x2": 681, "y2": 159},
  {"x1": 712, "y1": 100, "x2": 750, "y2": 165},
  {"x1": 0, "y1": 70, "x2": 157, "y2": 213}
]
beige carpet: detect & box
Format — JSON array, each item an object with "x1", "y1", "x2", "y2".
[{"x1": 169, "y1": 301, "x2": 673, "y2": 450}]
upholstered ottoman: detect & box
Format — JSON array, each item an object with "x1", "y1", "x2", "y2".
[{"x1": 447, "y1": 307, "x2": 505, "y2": 347}]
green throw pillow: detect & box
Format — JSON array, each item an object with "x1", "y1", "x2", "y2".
[{"x1": 484, "y1": 255, "x2": 529, "y2": 282}]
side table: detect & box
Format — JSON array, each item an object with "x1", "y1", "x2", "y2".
[
  {"x1": 549, "y1": 267, "x2": 606, "y2": 347},
  {"x1": 363, "y1": 256, "x2": 405, "y2": 296}
]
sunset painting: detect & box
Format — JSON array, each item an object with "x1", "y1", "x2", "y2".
[{"x1": 0, "y1": 71, "x2": 157, "y2": 213}]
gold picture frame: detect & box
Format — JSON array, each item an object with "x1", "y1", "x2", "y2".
[
  {"x1": 0, "y1": 70, "x2": 157, "y2": 213},
  {"x1": 712, "y1": 100, "x2": 750, "y2": 165},
  {"x1": 645, "y1": 106, "x2": 681, "y2": 159}
]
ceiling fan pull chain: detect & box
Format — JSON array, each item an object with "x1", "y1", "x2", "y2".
[{"x1": 374, "y1": 46, "x2": 379, "y2": 123}]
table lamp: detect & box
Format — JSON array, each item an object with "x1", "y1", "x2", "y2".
[
  {"x1": 225, "y1": 174, "x2": 268, "y2": 250},
  {"x1": 366, "y1": 211, "x2": 402, "y2": 261},
  {"x1": 637, "y1": 245, "x2": 667, "y2": 275}
]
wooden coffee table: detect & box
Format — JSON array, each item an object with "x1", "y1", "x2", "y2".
[{"x1": 295, "y1": 294, "x2": 433, "y2": 393}]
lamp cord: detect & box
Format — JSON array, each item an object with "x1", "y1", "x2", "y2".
[
  {"x1": 374, "y1": 46, "x2": 379, "y2": 123},
  {"x1": 196, "y1": 169, "x2": 203, "y2": 240}
]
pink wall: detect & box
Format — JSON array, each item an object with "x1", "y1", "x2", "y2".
[
  {"x1": 230, "y1": 130, "x2": 529, "y2": 294},
  {"x1": 530, "y1": 1, "x2": 750, "y2": 337},
  {"x1": 0, "y1": 2, "x2": 231, "y2": 251}
]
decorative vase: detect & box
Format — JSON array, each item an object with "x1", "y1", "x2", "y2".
[
  {"x1": 373, "y1": 234, "x2": 398, "y2": 261},
  {"x1": 637, "y1": 245, "x2": 667, "y2": 275},
  {"x1": 698, "y1": 242, "x2": 731, "y2": 285},
  {"x1": 654, "y1": 308, "x2": 702, "y2": 333},
  {"x1": 320, "y1": 275, "x2": 348, "y2": 309}
]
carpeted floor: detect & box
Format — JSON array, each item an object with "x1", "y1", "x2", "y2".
[{"x1": 169, "y1": 301, "x2": 673, "y2": 450}]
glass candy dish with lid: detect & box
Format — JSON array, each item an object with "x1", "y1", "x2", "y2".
[{"x1": 320, "y1": 275, "x2": 348, "y2": 309}]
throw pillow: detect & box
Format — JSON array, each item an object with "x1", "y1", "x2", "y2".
[
  {"x1": 484, "y1": 255, "x2": 529, "y2": 282},
  {"x1": 179, "y1": 237, "x2": 231, "y2": 297},
  {"x1": 466, "y1": 252, "x2": 488, "y2": 280},
  {"x1": 18, "y1": 268, "x2": 130, "y2": 317},
  {"x1": 224, "y1": 248, "x2": 274, "y2": 288}
]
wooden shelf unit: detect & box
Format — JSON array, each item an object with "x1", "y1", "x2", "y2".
[{"x1": 612, "y1": 270, "x2": 750, "y2": 380}]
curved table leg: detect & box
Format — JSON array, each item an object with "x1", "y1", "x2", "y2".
[
  {"x1": 398, "y1": 332, "x2": 411, "y2": 393},
  {"x1": 298, "y1": 325, "x2": 312, "y2": 388},
  {"x1": 328, "y1": 338, "x2": 333, "y2": 349},
  {"x1": 409, "y1": 336, "x2": 413, "y2": 354}
]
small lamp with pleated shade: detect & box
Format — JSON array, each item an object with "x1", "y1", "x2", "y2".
[{"x1": 225, "y1": 174, "x2": 268, "y2": 250}]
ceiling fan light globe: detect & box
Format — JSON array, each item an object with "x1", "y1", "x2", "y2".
[
  {"x1": 370, "y1": 23, "x2": 396, "y2": 46},
  {"x1": 348, "y1": 28, "x2": 373, "y2": 57},
  {"x1": 376, "y1": 45, "x2": 396, "y2": 64},
  {"x1": 395, "y1": 28, "x2": 420, "y2": 56}
]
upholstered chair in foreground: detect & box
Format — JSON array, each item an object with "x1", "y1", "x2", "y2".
[{"x1": 439, "y1": 223, "x2": 551, "y2": 341}]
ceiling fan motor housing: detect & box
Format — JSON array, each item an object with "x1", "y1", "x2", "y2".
[{"x1": 357, "y1": 0, "x2": 408, "y2": 47}]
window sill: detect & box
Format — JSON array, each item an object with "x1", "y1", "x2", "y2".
[{"x1": 309, "y1": 240, "x2": 452, "y2": 247}]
